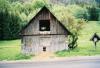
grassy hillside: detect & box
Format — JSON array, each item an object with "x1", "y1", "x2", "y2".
[
  {"x1": 56, "y1": 21, "x2": 100, "y2": 57},
  {"x1": 79, "y1": 21, "x2": 100, "y2": 41}
]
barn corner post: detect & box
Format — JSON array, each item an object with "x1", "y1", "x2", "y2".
[
  {"x1": 66, "y1": 34, "x2": 70, "y2": 52},
  {"x1": 20, "y1": 34, "x2": 26, "y2": 55},
  {"x1": 64, "y1": 35, "x2": 69, "y2": 51}
]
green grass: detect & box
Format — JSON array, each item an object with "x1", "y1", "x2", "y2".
[
  {"x1": 56, "y1": 42, "x2": 100, "y2": 57},
  {"x1": 0, "y1": 40, "x2": 20, "y2": 47},
  {"x1": 0, "y1": 40, "x2": 32, "y2": 61},
  {"x1": 56, "y1": 21, "x2": 100, "y2": 57}
]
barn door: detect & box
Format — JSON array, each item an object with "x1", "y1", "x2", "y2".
[{"x1": 40, "y1": 36, "x2": 51, "y2": 52}]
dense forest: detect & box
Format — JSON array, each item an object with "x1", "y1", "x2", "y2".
[{"x1": 0, "y1": 0, "x2": 100, "y2": 40}]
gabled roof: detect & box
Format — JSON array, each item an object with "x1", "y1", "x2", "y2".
[{"x1": 20, "y1": 6, "x2": 71, "y2": 35}]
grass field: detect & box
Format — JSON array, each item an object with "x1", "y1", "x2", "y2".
[
  {"x1": 0, "y1": 40, "x2": 32, "y2": 61},
  {"x1": 56, "y1": 21, "x2": 100, "y2": 57}
]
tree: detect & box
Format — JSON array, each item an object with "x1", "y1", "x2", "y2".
[
  {"x1": 0, "y1": 11, "x2": 3, "y2": 40},
  {"x1": 0, "y1": 0, "x2": 10, "y2": 40},
  {"x1": 0, "y1": 9, "x2": 21, "y2": 40},
  {"x1": 0, "y1": 0, "x2": 22, "y2": 40},
  {"x1": 88, "y1": 7, "x2": 99, "y2": 21},
  {"x1": 73, "y1": 6, "x2": 89, "y2": 20},
  {"x1": 51, "y1": 5, "x2": 86, "y2": 50},
  {"x1": 67, "y1": 18, "x2": 85, "y2": 49}
]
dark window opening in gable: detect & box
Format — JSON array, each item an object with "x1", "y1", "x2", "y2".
[{"x1": 39, "y1": 20, "x2": 50, "y2": 31}]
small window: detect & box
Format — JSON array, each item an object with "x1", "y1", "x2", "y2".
[
  {"x1": 39, "y1": 20, "x2": 50, "y2": 31},
  {"x1": 43, "y1": 46, "x2": 46, "y2": 51}
]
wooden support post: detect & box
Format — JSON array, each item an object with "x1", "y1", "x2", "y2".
[{"x1": 94, "y1": 42, "x2": 97, "y2": 49}]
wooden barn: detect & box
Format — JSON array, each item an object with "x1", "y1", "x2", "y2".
[{"x1": 20, "y1": 6, "x2": 71, "y2": 54}]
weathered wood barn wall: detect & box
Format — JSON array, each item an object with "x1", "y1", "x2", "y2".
[{"x1": 20, "y1": 6, "x2": 71, "y2": 54}]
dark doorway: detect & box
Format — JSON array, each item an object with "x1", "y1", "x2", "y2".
[
  {"x1": 39, "y1": 20, "x2": 50, "y2": 31},
  {"x1": 43, "y1": 46, "x2": 46, "y2": 52}
]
